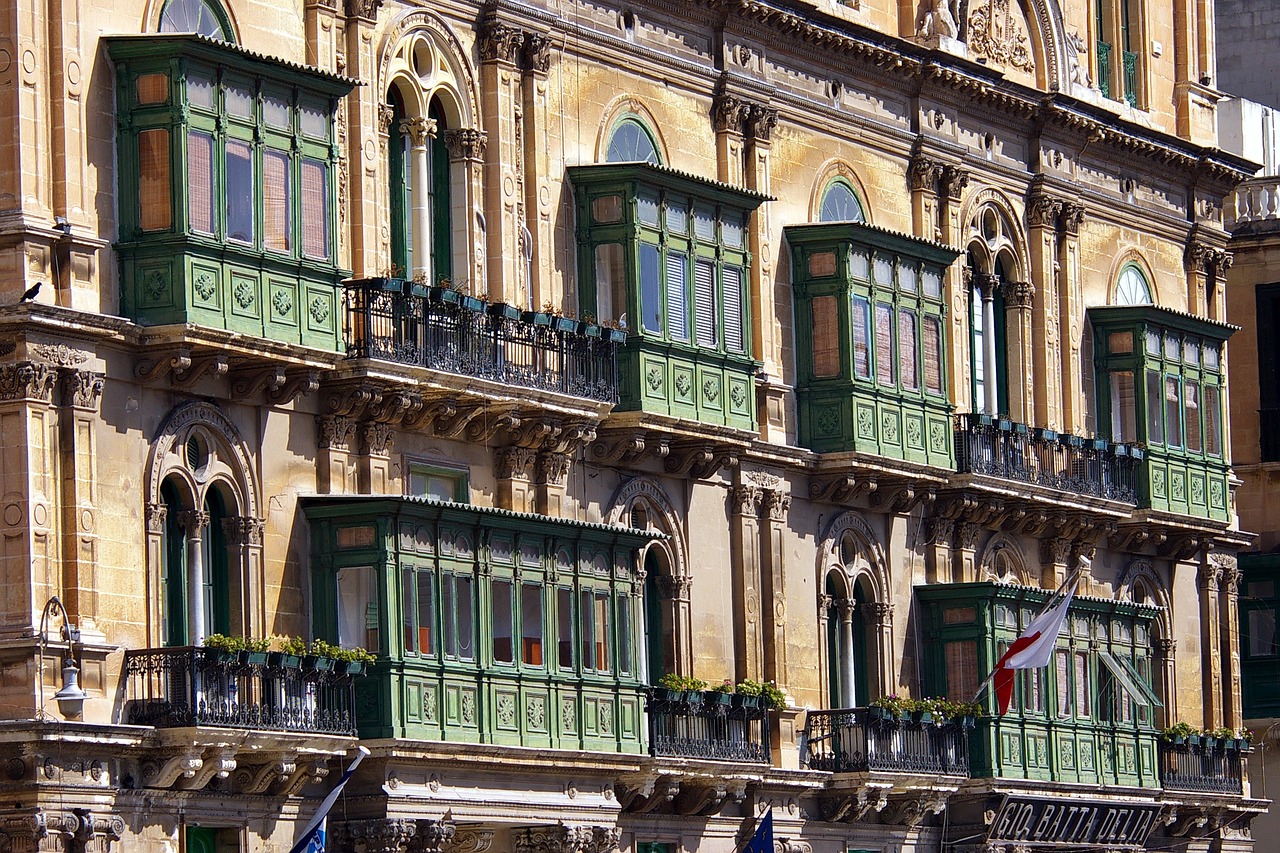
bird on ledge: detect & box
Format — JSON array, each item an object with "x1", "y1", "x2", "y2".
[{"x1": 18, "y1": 282, "x2": 41, "y2": 303}]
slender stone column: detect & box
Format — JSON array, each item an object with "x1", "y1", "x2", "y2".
[
  {"x1": 1003, "y1": 280, "x2": 1035, "y2": 424},
  {"x1": 838, "y1": 598, "x2": 857, "y2": 708},
  {"x1": 729, "y1": 483, "x2": 763, "y2": 681},
  {"x1": 1057, "y1": 203, "x2": 1086, "y2": 432},
  {"x1": 401, "y1": 117, "x2": 437, "y2": 283},
  {"x1": 981, "y1": 279, "x2": 998, "y2": 416},
  {"x1": 760, "y1": 488, "x2": 791, "y2": 688},
  {"x1": 58, "y1": 368, "x2": 103, "y2": 638},
  {"x1": 1026, "y1": 190, "x2": 1062, "y2": 429},
  {"x1": 1218, "y1": 556, "x2": 1242, "y2": 730},
  {"x1": 1198, "y1": 561, "x2": 1223, "y2": 728},
  {"x1": 179, "y1": 510, "x2": 210, "y2": 644}
]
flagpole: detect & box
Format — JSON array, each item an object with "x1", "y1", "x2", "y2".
[
  {"x1": 288, "y1": 746, "x2": 371, "y2": 853},
  {"x1": 970, "y1": 562, "x2": 1085, "y2": 705}
]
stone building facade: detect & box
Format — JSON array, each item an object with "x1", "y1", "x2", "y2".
[{"x1": 0, "y1": 0, "x2": 1265, "y2": 849}]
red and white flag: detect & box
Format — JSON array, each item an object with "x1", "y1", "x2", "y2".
[{"x1": 988, "y1": 578, "x2": 1078, "y2": 715}]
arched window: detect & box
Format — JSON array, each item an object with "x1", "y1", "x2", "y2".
[
  {"x1": 1115, "y1": 263, "x2": 1154, "y2": 305},
  {"x1": 387, "y1": 91, "x2": 454, "y2": 285},
  {"x1": 158, "y1": 0, "x2": 232, "y2": 41},
  {"x1": 824, "y1": 570, "x2": 872, "y2": 708},
  {"x1": 966, "y1": 204, "x2": 1020, "y2": 416},
  {"x1": 818, "y1": 179, "x2": 866, "y2": 223},
  {"x1": 606, "y1": 118, "x2": 660, "y2": 165}
]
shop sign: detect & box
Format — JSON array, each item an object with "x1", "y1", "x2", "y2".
[{"x1": 986, "y1": 795, "x2": 1161, "y2": 849}]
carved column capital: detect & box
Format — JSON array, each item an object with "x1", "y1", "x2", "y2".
[
  {"x1": 762, "y1": 489, "x2": 791, "y2": 522},
  {"x1": 343, "y1": 0, "x2": 382, "y2": 20},
  {"x1": 1156, "y1": 638, "x2": 1177, "y2": 657},
  {"x1": 444, "y1": 829, "x2": 494, "y2": 853},
  {"x1": 444, "y1": 128, "x2": 487, "y2": 161},
  {"x1": 535, "y1": 451, "x2": 571, "y2": 487},
  {"x1": 745, "y1": 104, "x2": 778, "y2": 142},
  {"x1": 712, "y1": 93, "x2": 750, "y2": 134},
  {"x1": 360, "y1": 422, "x2": 394, "y2": 456},
  {"x1": 177, "y1": 510, "x2": 210, "y2": 537},
  {"x1": 317, "y1": 415, "x2": 357, "y2": 451},
  {"x1": 957, "y1": 521, "x2": 983, "y2": 550},
  {"x1": 816, "y1": 592, "x2": 834, "y2": 611},
  {"x1": 1040, "y1": 536, "x2": 1072, "y2": 566},
  {"x1": 60, "y1": 369, "x2": 104, "y2": 411},
  {"x1": 479, "y1": 21, "x2": 525, "y2": 64},
  {"x1": 407, "y1": 820, "x2": 457, "y2": 853},
  {"x1": 495, "y1": 447, "x2": 536, "y2": 480},
  {"x1": 400, "y1": 116, "x2": 438, "y2": 146},
  {"x1": 1026, "y1": 193, "x2": 1062, "y2": 228},
  {"x1": 0, "y1": 361, "x2": 58, "y2": 403},
  {"x1": 730, "y1": 485, "x2": 761, "y2": 517},
  {"x1": 221, "y1": 516, "x2": 264, "y2": 547},
  {"x1": 344, "y1": 818, "x2": 420, "y2": 853},
  {"x1": 522, "y1": 32, "x2": 553, "y2": 74},
  {"x1": 835, "y1": 597, "x2": 857, "y2": 621},
  {"x1": 1058, "y1": 201, "x2": 1086, "y2": 234},
  {"x1": 908, "y1": 155, "x2": 943, "y2": 192},
  {"x1": 860, "y1": 601, "x2": 893, "y2": 625},
  {"x1": 146, "y1": 503, "x2": 168, "y2": 534},
  {"x1": 940, "y1": 165, "x2": 969, "y2": 201},
  {"x1": 377, "y1": 103, "x2": 396, "y2": 134},
  {"x1": 929, "y1": 517, "x2": 955, "y2": 545},
  {"x1": 657, "y1": 575, "x2": 693, "y2": 599},
  {"x1": 514, "y1": 825, "x2": 620, "y2": 853},
  {"x1": 72, "y1": 809, "x2": 125, "y2": 852},
  {"x1": 1001, "y1": 280, "x2": 1035, "y2": 309},
  {"x1": 1197, "y1": 563, "x2": 1222, "y2": 593}
]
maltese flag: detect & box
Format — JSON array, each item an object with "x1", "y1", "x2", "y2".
[{"x1": 989, "y1": 578, "x2": 1078, "y2": 715}]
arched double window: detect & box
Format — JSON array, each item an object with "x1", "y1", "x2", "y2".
[
  {"x1": 387, "y1": 89, "x2": 453, "y2": 284},
  {"x1": 159, "y1": 0, "x2": 233, "y2": 41},
  {"x1": 966, "y1": 204, "x2": 1022, "y2": 416}
]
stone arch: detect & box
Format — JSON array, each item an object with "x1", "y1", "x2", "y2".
[
  {"x1": 817, "y1": 512, "x2": 893, "y2": 705},
  {"x1": 606, "y1": 477, "x2": 692, "y2": 677},
  {"x1": 145, "y1": 402, "x2": 264, "y2": 645},
  {"x1": 960, "y1": 186, "x2": 1031, "y2": 283},
  {"x1": 596, "y1": 97, "x2": 670, "y2": 166},
  {"x1": 1016, "y1": 0, "x2": 1074, "y2": 93},
  {"x1": 811, "y1": 160, "x2": 874, "y2": 224},
  {"x1": 377, "y1": 10, "x2": 479, "y2": 129},
  {"x1": 1106, "y1": 249, "x2": 1161, "y2": 307},
  {"x1": 979, "y1": 536, "x2": 1032, "y2": 586},
  {"x1": 1117, "y1": 556, "x2": 1174, "y2": 722},
  {"x1": 817, "y1": 511, "x2": 889, "y2": 603}
]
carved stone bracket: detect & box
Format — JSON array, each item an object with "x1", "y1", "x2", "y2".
[
  {"x1": 664, "y1": 442, "x2": 738, "y2": 479},
  {"x1": 178, "y1": 751, "x2": 236, "y2": 790},
  {"x1": 360, "y1": 422, "x2": 395, "y2": 456},
  {"x1": 234, "y1": 759, "x2": 296, "y2": 795},
  {"x1": 1160, "y1": 532, "x2": 1211, "y2": 562},
  {"x1": 819, "y1": 785, "x2": 891, "y2": 822},
  {"x1": 881, "y1": 794, "x2": 947, "y2": 827},
  {"x1": 478, "y1": 21, "x2": 525, "y2": 64},
  {"x1": 230, "y1": 365, "x2": 288, "y2": 399},
  {"x1": 591, "y1": 432, "x2": 663, "y2": 466},
  {"x1": 171, "y1": 354, "x2": 229, "y2": 389},
  {"x1": 940, "y1": 165, "x2": 969, "y2": 201},
  {"x1": 444, "y1": 829, "x2": 495, "y2": 853},
  {"x1": 277, "y1": 760, "x2": 329, "y2": 797},
  {"x1": 265, "y1": 369, "x2": 320, "y2": 404},
  {"x1": 809, "y1": 474, "x2": 877, "y2": 505},
  {"x1": 140, "y1": 752, "x2": 203, "y2": 788},
  {"x1": 871, "y1": 483, "x2": 935, "y2": 514},
  {"x1": 134, "y1": 349, "x2": 192, "y2": 384}
]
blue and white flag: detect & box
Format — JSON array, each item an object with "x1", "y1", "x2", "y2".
[
  {"x1": 288, "y1": 746, "x2": 371, "y2": 853},
  {"x1": 743, "y1": 809, "x2": 774, "y2": 853}
]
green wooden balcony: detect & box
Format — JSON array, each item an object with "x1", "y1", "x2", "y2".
[
  {"x1": 971, "y1": 717, "x2": 1161, "y2": 788},
  {"x1": 302, "y1": 496, "x2": 660, "y2": 753}
]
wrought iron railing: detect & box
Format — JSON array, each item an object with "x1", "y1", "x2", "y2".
[
  {"x1": 123, "y1": 647, "x2": 360, "y2": 736},
  {"x1": 954, "y1": 414, "x2": 1140, "y2": 503},
  {"x1": 803, "y1": 708, "x2": 970, "y2": 776},
  {"x1": 1122, "y1": 50, "x2": 1138, "y2": 107},
  {"x1": 646, "y1": 690, "x2": 770, "y2": 763},
  {"x1": 1097, "y1": 40, "x2": 1113, "y2": 99},
  {"x1": 343, "y1": 278, "x2": 619, "y2": 403},
  {"x1": 1159, "y1": 740, "x2": 1246, "y2": 795}
]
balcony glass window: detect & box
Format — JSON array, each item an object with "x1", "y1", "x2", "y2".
[
  {"x1": 442, "y1": 573, "x2": 475, "y2": 661},
  {"x1": 336, "y1": 566, "x2": 377, "y2": 652},
  {"x1": 493, "y1": 579, "x2": 514, "y2": 664},
  {"x1": 521, "y1": 583, "x2": 544, "y2": 666}
]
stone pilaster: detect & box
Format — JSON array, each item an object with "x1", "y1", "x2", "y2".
[
  {"x1": 357, "y1": 422, "x2": 394, "y2": 494},
  {"x1": 1002, "y1": 279, "x2": 1035, "y2": 424},
  {"x1": 729, "y1": 483, "x2": 763, "y2": 682},
  {"x1": 1026, "y1": 184, "x2": 1062, "y2": 430},
  {"x1": 954, "y1": 521, "x2": 982, "y2": 583},
  {"x1": 1215, "y1": 553, "x2": 1242, "y2": 730},
  {"x1": 495, "y1": 446, "x2": 536, "y2": 513},
  {"x1": 343, "y1": 0, "x2": 382, "y2": 275},
  {"x1": 760, "y1": 487, "x2": 791, "y2": 694},
  {"x1": 57, "y1": 368, "x2": 103, "y2": 639},
  {"x1": 1057, "y1": 201, "x2": 1086, "y2": 433},
  {"x1": 223, "y1": 517, "x2": 266, "y2": 637},
  {"x1": 479, "y1": 18, "x2": 525, "y2": 304},
  {"x1": 519, "y1": 30, "x2": 552, "y2": 312},
  {"x1": 925, "y1": 516, "x2": 954, "y2": 584},
  {"x1": 907, "y1": 153, "x2": 943, "y2": 241},
  {"x1": 1039, "y1": 537, "x2": 1072, "y2": 590},
  {"x1": 1198, "y1": 560, "x2": 1223, "y2": 729},
  {"x1": 534, "y1": 451, "x2": 570, "y2": 517},
  {"x1": 316, "y1": 415, "x2": 357, "y2": 494},
  {"x1": 938, "y1": 166, "x2": 969, "y2": 420}
]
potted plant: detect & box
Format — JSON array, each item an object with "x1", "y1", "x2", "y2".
[
  {"x1": 708, "y1": 679, "x2": 734, "y2": 706},
  {"x1": 654, "y1": 673, "x2": 707, "y2": 704},
  {"x1": 734, "y1": 679, "x2": 785, "y2": 711},
  {"x1": 303, "y1": 639, "x2": 338, "y2": 671},
  {"x1": 240, "y1": 636, "x2": 270, "y2": 666},
  {"x1": 869, "y1": 695, "x2": 909, "y2": 721},
  {"x1": 268, "y1": 635, "x2": 305, "y2": 669},
  {"x1": 487, "y1": 301, "x2": 521, "y2": 321},
  {"x1": 1162, "y1": 721, "x2": 1197, "y2": 746},
  {"x1": 202, "y1": 633, "x2": 244, "y2": 664},
  {"x1": 331, "y1": 645, "x2": 376, "y2": 676}
]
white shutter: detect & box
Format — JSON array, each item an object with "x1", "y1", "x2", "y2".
[
  {"x1": 723, "y1": 266, "x2": 744, "y2": 352},
  {"x1": 694, "y1": 259, "x2": 717, "y2": 347}
]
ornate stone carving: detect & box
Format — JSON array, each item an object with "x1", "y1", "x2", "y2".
[
  {"x1": 72, "y1": 809, "x2": 125, "y2": 852},
  {"x1": 966, "y1": 0, "x2": 1034, "y2": 70},
  {"x1": 221, "y1": 516, "x2": 264, "y2": 547},
  {"x1": 29, "y1": 343, "x2": 89, "y2": 367},
  {"x1": 957, "y1": 521, "x2": 983, "y2": 550},
  {"x1": 731, "y1": 485, "x2": 762, "y2": 517},
  {"x1": 1027, "y1": 194, "x2": 1062, "y2": 228},
  {"x1": 361, "y1": 422, "x2": 394, "y2": 456},
  {"x1": 1001, "y1": 280, "x2": 1034, "y2": 308},
  {"x1": 0, "y1": 361, "x2": 57, "y2": 403},
  {"x1": 177, "y1": 510, "x2": 210, "y2": 537},
  {"x1": 940, "y1": 165, "x2": 969, "y2": 201},
  {"x1": 407, "y1": 820, "x2": 457, "y2": 853},
  {"x1": 929, "y1": 517, "x2": 955, "y2": 545},
  {"x1": 514, "y1": 825, "x2": 620, "y2": 853},
  {"x1": 1040, "y1": 537, "x2": 1071, "y2": 565},
  {"x1": 745, "y1": 104, "x2": 778, "y2": 142},
  {"x1": 400, "y1": 117, "x2": 438, "y2": 145},
  {"x1": 860, "y1": 601, "x2": 893, "y2": 625},
  {"x1": 145, "y1": 503, "x2": 168, "y2": 534},
  {"x1": 712, "y1": 93, "x2": 750, "y2": 134},
  {"x1": 343, "y1": 0, "x2": 382, "y2": 20},
  {"x1": 377, "y1": 103, "x2": 396, "y2": 134},
  {"x1": 915, "y1": 0, "x2": 959, "y2": 39},
  {"x1": 763, "y1": 489, "x2": 791, "y2": 522},
  {"x1": 909, "y1": 155, "x2": 943, "y2": 192},
  {"x1": 1197, "y1": 563, "x2": 1221, "y2": 593},
  {"x1": 317, "y1": 415, "x2": 357, "y2": 451},
  {"x1": 444, "y1": 129, "x2": 487, "y2": 161},
  {"x1": 522, "y1": 33, "x2": 552, "y2": 74},
  {"x1": 1059, "y1": 201, "x2": 1085, "y2": 234},
  {"x1": 59, "y1": 369, "x2": 103, "y2": 410},
  {"x1": 535, "y1": 452, "x2": 571, "y2": 486},
  {"x1": 1156, "y1": 638, "x2": 1176, "y2": 657},
  {"x1": 345, "y1": 818, "x2": 420, "y2": 852},
  {"x1": 656, "y1": 575, "x2": 693, "y2": 599},
  {"x1": 479, "y1": 22, "x2": 525, "y2": 64},
  {"x1": 496, "y1": 447, "x2": 536, "y2": 480}
]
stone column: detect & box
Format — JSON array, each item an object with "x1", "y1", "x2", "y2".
[
  {"x1": 520, "y1": 32, "x2": 553, "y2": 311},
  {"x1": 980, "y1": 277, "x2": 998, "y2": 416},
  {"x1": 712, "y1": 92, "x2": 748, "y2": 187},
  {"x1": 1198, "y1": 560, "x2": 1223, "y2": 729},
  {"x1": 1156, "y1": 637, "x2": 1177, "y2": 729},
  {"x1": 908, "y1": 154, "x2": 943, "y2": 242},
  {"x1": 223, "y1": 517, "x2": 265, "y2": 638},
  {"x1": 743, "y1": 103, "x2": 782, "y2": 441},
  {"x1": 344, "y1": 0, "x2": 384, "y2": 275},
  {"x1": 1003, "y1": 280, "x2": 1035, "y2": 424},
  {"x1": 58, "y1": 368, "x2": 103, "y2": 640},
  {"x1": 760, "y1": 488, "x2": 791, "y2": 689},
  {"x1": 658, "y1": 575, "x2": 695, "y2": 677},
  {"x1": 1026, "y1": 189, "x2": 1062, "y2": 430},
  {"x1": 940, "y1": 166, "x2": 970, "y2": 416},
  {"x1": 316, "y1": 415, "x2": 357, "y2": 494},
  {"x1": 357, "y1": 422, "x2": 394, "y2": 495},
  {"x1": 401, "y1": 117, "x2": 437, "y2": 283},
  {"x1": 0, "y1": 364, "x2": 58, "y2": 637},
  {"x1": 1185, "y1": 240, "x2": 1212, "y2": 318},
  {"x1": 178, "y1": 510, "x2": 210, "y2": 645},
  {"x1": 1056, "y1": 202, "x2": 1086, "y2": 433},
  {"x1": 1217, "y1": 555, "x2": 1242, "y2": 730},
  {"x1": 838, "y1": 598, "x2": 857, "y2": 708},
  {"x1": 495, "y1": 447, "x2": 535, "y2": 513},
  {"x1": 534, "y1": 451, "x2": 570, "y2": 517},
  {"x1": 816, "y1": 592, "x2": 833, "y2": 703},
  {"x1": 729, "y1": 483, "x2": 763, "y2": 681},
  {"x1": 444, "y1": 129, "x2": 487, "y2": 295},
  {"x1": 478, "y1": 20, "x2": 525, "y2": 303}
]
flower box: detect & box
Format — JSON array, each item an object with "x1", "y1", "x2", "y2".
[
  {"x1": 239, "y1": 650, "x2": 268, "y2": 666},
  {"x1": 336, "y1": 660, "x2": 366, "y2": 676},
  {"x1": 460, "y1": 295, "x2": 484, "y2": 313},
  {"x1": 578, "y1": 321, "x2": 601, "y2": 337},
  {"x1": 604, "y1": 328, "x2": 627, "y2": 344},
  {"x1": 267, "y1": 652, "x2": 302, "y2": 669},
  {"x1": 523, "y1": 310, "x2": 551, "y2": 327},
  {"x1": 867, "y1": 706, "x2": 898, "y2": 723},
  {"x1": 303, "y1": 655, "x2": 334, "y2": 672},
  {"x1": 552, "y1": 316, "x2": 577, "y2": 334},
  {"x1": 488, "y1": 302, "x2": 520, "y2": 320},
  {"x1": 707, "y1": 691, "x2": 733, "y2": 706}
]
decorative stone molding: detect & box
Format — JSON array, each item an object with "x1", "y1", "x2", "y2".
[
  {"x1": 535, "y1": 452, "x2": 571, "y2": 487},
  {"x1": 444, "y1": 129, "x2": 487, "y2": 161},
  {"x1": 29, "y1": 343, "x2": 90, "y2": 368},
  {"x1": 940, "y1": 165, "x2": 969, "y2": 201},
  {"x1": 966, "y1": 0, "x2": 1034, "y2": 71},
  {"x1": 1197, "y1": 564, "x2": 1222, "y2": 593},
  {"x1": 317, "y1": 415, "x2": 357, "y2": 451},
  {"x1": 0, "y1": 361, "x2": 57, "y2": 403},
  {"x1": 343, "y1": 0, "x2": 382, "y2": 20},
  {"x1": 763, "y1": 489, "x2": 791, "y2": 522},
  {"x1": 496, "y1": 447, "x2": 536, "y2": 480},
  {"x1": 360, "y1": 422, "x2": 394, "y2": 456},
  {"x1": 957, "y1": 521, "x2": 984, "y2": 550},
  {"x1": 1026, "y1": 193, "x2": 1062, "y2": 228},
  {"x1": 1058, "y1": 201, "x2": 1086, "y2": 234},
  {"x1": 514, "y1": 825, "x2": 621, "y2": 853},
  {"x1": 145, "y1": 503, "x2": 168, "y2": 534},
  {"x1": 908, "y1": 155, "x2": 944, "y2": 192},
  {"x1": 407, "y1": 820, "x2": 457, "y2": 853},
  {"x1": 1040, "y1": 537, "x2": 1071, "y2": 565},
  {"x1": 809, "y1": 474, "x2": 877, "y2": 504},
  {"x1": 479, "y1": 21, "x2": 525, "y2": 64},
  {"x1": 444, "y1": 829, "x2": 494, "y2": 853},
  {"x1": 221, "y1": 517, "x2": 264, "y2": 547},
  {"x1": 731, "y1": 485, "x2": 762, "y2": 517}
]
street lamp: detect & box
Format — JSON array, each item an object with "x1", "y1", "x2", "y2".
[{"x1": 39, "y1": 596, "x2": 87, "y2": 718}]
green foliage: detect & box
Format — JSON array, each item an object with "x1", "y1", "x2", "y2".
[
  {"x1": 203, "y1": 634, "x2": 372, "y2": 663},
  {"x1": 1161, "y1": 721, "x2": 1197, "y2": 740},
  {"x1": 715, "y1": 679, "x2": 735, "y2": 694},
  {"x1": 202, "y1": 633, "x2": 245, "y2": 653},
  {"x1": 280, "y1": 636, "x2": 308, "y2": 656},
  {"x1": 656, "y1": 673, "x2": 708, "y2": 691},
  {"x1": 735, "y1": 679, "x2": 787, "y2": 710},
  {"x1": 306, "y1": 638, "x2": 376, "y2": 664}
]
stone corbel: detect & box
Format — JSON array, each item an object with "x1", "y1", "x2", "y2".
[
  {"x1": 465, "y1": 411, "x2": 524, "y2": 444},
  {"x1": 444, "y1": 829, "x2": 495, "y2": 853},
  {"x1": 478, "y1": 21, "x2": 525, "y2": 65},
  {"x1": 908, "y1": 154, "x2": 944, "y2": 193},
  {"x1": 882, "y1": 794, "x2": 946, "y2": 827},
  {"x1": 278, "y1": 760, "x2": 330, "y2": 797},
  {"x1": 134, "y1": 349, "x2": 192, "y2": 384},
  {"x1": 820, "y1": 784, "x2": 891, "y2": 822},
  {"x1": 871, "y1": 483, "x2": 934, "y2": 513},
  {"x1": 1160, "y1": 533, "x2": 1208, "y2": 563},
  {"x1": 230, "y1": 365, "x2": 287, "y2": 399},
  {"x1": 178, "y1": 751, "x2": 236, "y2": 790},
  {"x1": 809, "y1": 475, "x2": 877, "y2": 505},
  {"x1": 265, "y1": 369, "x2": 320, "y2": 405},
  {"x1": 590, "y1": 432, "x2": 654, "y2": 466},
  {"x1": 171, "y1": 354, "x2": 229, "y2": 389},
  {"x1": 496, "y1": 447, "x2": 536, "y2": 481},
  {"x1": 140, "y1": 752, "x2": 203, "y2": 788},
  {"x1": 664, "y1": 442, "x2": 738, "y2": 479},
  {"x1": 234, "y1": 759, "x2": 296, "y2": 795},
  {"x1": 432, "y1": 403, "x2": 485, "y2": 439},
  {"x1": 674, "y1": 782, "x2": 728, "y2": 816},
  {"x1": 326, "y1": 383, "x2": 383, "y2": 418},
  {"x1": 615, "y1": 772, "x2": 680, "y2": 814},
  {"x1": 72, "y1": 808, "x2": 125, "y2": 852}
]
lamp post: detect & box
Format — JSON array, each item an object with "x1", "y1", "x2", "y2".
[{"x1": 39, "y1": 596, "x2": 87, "y2": 718}]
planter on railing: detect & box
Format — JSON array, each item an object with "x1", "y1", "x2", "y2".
[
  {"x1": 1159, "y1": 740, "x2": 1247, "y2": 795},
  {"x1": 953, "y1": 413, "x2": 1139, "y2": 503},
  {"x1": 645, "y1": 688, "x2": 769, "y2": 763},
  {"x1": 803, "y1": 707, "x2": 970, "y2": 776},
  {"x1": 123, "y1": 646, "x2": 362, "y2": 736},
  {"x1": 343, "y1": 278, "x2": 620, "y2": 404}
]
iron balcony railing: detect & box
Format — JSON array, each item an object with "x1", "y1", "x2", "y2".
[
  {"x1": 343, "y1": 278, "x2": 620, "y2": 403},
  {"x1": 803, "y1": 707, "x2": 970, "y2": 776},
  {"x1": 1097, "y1": 40, "x2": 1113, "y2": 99},
  {"x1": 1160, "y1": 740, "x2": 1247, "y2": 795},
  {"x1": 1122, "y1": 50, "x2": 1139, "y2": 107},
  {"x1": 954, "y1": 413, "x2": 1140, "y2": 503},
  {"x1": 646, "y1": 689, "x2": 770, "y2": 763},
  {"x1": 123, "y1": 647, "x2": 360, "y2": 736}
]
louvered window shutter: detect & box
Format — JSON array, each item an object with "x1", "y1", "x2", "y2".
[
  {"x1": 665, "y1": 251, "x2": 688, "y2": 341},
  {"x1": 875, "y1": 302, "x2": 894, "y2": 386},
  {"x1": 695, "y1": 259, "x2": 717, "y2": 347},
  {"x1": 723, "y1": 266, "x2": 745, "y2": 352}
]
